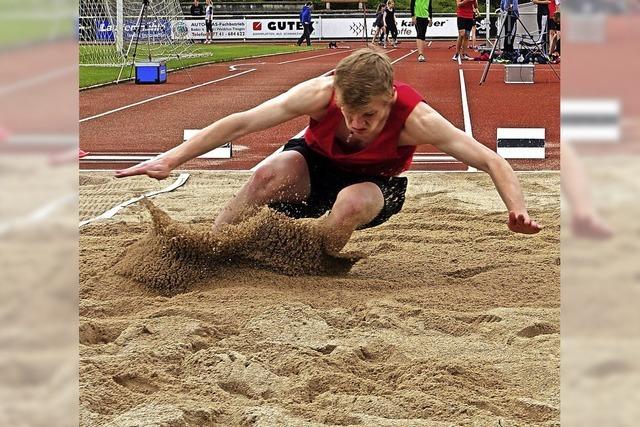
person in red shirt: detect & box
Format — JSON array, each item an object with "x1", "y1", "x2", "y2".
[
  {"x1": 548, "y1": 0, "x2": 561, "y2": 60},
  {"x1": 116, "y1": 49, "x2": 541, "y2": 253},
  {"x1": 454, "y1": 0, "x2": 478, "y2": 61}
]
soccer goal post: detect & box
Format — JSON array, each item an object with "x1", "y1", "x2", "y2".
[{"x1": 79, "y1": 0, "x2": 206, "y2": 67}]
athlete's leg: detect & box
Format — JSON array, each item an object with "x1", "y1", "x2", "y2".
[
  {"x1": 320, "y1": 182, "x2": 384, "y2": 253},
  {"x1": 214, "y1": 151, "x2": 310, "y2": 228}
]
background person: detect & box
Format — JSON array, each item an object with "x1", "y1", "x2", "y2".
[
  {"x1": 548, "y1": 2, "x2": 561, "y2": 60},
  {"x1": 533, "y1": 0, "x2": 550, "y2": 52},
  {"x1": 469, "y1": 5, "x2": 481, "y2": 50},
  {"x1": 204, "y1": 0, "x2": 213, "y2": 44},
  {"x1": 410, "y1": 0, "x2": 433, "y2": 62},
  {"x1": 190, "y1": 0, "x2": 203, "y2": 16},
  {"x1": 297, "y1": 2, "x2": 313, "y2": 47},
  {"x1": 454, "y1": 0, "x2": 478, "y2": 61},
  {"x1": 500, "y1": 0, "x2": 520, "y2": 60},
  {"x1": 383, "y1": 0, "x2": 399, "y2": 48},
  {"x1": 373, "y1": 3, "x2": 387, "y2": 45}
]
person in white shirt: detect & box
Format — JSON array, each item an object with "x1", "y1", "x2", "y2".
[{"x1": 204, "y1": 0, "x2": 213, "y2": 44}]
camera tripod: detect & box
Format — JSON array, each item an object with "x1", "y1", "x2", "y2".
[{"x1": 479, "y1": 7, "x2": 559, "y2": 85}]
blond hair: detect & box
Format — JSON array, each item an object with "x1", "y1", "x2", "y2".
[{"x1": 334, "y1": 48, "x2": 394, "y2": 110}]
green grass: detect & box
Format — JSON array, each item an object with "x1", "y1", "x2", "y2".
[{"x1": 79, "y1": 43, "x2": 319, "y2": 88}]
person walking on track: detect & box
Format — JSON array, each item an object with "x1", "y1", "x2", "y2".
[{"x1": 297, "y1": 2, "x2": 313, "y2": 47}]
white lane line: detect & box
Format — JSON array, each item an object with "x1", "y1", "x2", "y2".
[
  {"x1": 0, "y1": 65, "x2": 76, "y2": 97},
  {"x1": 428, "y1": 41, "x2": 433, "y2": 47},
  {"x1": 458, "y1": 66, "x2": 477, "y2": 172},
  {"x1": 391, "y1": 49, "x2": 417, "y2": 64},
  {"x1": 0, "y1": 193, "x2": 76, "y2": 236},
  {"x1": 79, "y1": 69, "x2": 257, "y2": 123},
  {"x1": 277, "y1": 50, "x2": 351, "y2": 64},
  {"x1": 458, "y1": 69, "x2": 473, "y2": 138},
  {"x1": 79, "y1": 173, "x2": 190, "y2": 227}
]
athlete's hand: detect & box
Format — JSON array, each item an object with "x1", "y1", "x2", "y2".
[
  {"x1": 412, "y1": 16, "x2": 416, "y2": 25},
  {"x1": 428, "y1": 17, "x2": 433, "y2": 27},
  {"x1": 115, "y1": 156, "x2": 173, "y2": 180},
  {"x1": 507, "y1": 211, "x2": 542, "y2": 234}
]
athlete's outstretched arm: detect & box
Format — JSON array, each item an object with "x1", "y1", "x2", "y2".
[
  {"x1": 115, "y1": 77, "x2": 332, "y2": 179},
  {"x1": 403, "y1": 102, "x2": 542, "y2": 234}
]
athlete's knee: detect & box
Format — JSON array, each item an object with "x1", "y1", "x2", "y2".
[
  {"x1": 334, "y1": 187, "x2": 383, "y2": 223},
  {"x1": 248, "y1": 165, "x2": 286, "y2": 198}
]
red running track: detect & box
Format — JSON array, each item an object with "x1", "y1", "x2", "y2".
[{"x1": 79, "y1": 41, "x2": 559, "y2": 172}]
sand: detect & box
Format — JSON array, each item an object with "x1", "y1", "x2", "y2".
[{"x1": 80, "y1": 170, "x2": 560, "y2": 426}]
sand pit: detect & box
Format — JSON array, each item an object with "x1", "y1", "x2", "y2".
[{"x1": 80, "y1": 171, "x2": 560, "y2": 426}]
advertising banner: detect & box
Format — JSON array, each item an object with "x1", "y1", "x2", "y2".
[
  {"x1": 182, "y1": 19, "x2": 245, "y2": 40},
  {"x1": 123, "y1": 18, "x2": 172, "y2": 40},
  {"x1": 178, "y1": 15, "x2": 466, "y2": 41},
  {"x1": 319, "y1": 17, "x2": 460, "y2": 39}
]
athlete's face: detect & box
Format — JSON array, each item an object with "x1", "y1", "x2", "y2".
[{"x1": 337, "y1": 90, "x2": 396, "y2": 138}]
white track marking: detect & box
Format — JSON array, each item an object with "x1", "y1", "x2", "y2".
[
  {"x1": 391, "y1": 49, "x2": 417, "y2": 64},
  {"x1": 457, "y1": 63, "x2": 477, "y2": 172},
  {"x1": 0, "y1": 65, "x2": 76, "y2": 97},
  {"x1": 277, "y1": 50, "x2": 351, "y2": 64},
  {"x1": 229, "y1": 63, "x2": 265, "y2": 71},
  {"x1": 458, "y1": 69, "x2": 473, "y2": 138},
  {"x1": 79, "y1": 173, "x2": 190, "y2": 227},
  {"x1": 79, "y1": 69, "x2": 256, "y2": 123}
]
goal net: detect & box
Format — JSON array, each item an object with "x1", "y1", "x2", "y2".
[{"x1": 79, "y1": 0, "x2": 207, "y2": 67}]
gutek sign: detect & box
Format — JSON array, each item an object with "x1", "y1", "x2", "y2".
[
  {"x1": 266, "y1": 21, "x2": 303, "y2": 31},
  {"x1": 247, "y1": 19, "x2": 307, "y2": 38}
]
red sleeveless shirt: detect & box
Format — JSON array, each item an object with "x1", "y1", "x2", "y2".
[{"x1": 304, "y1": 81, "x2": 424, "y2": 177}]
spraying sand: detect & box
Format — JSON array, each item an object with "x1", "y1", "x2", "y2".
[{"x1": 116, "y1": 199, "x2": 363, "y2": 295}]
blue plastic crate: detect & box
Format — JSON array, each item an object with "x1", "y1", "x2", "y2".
[{"x1": 135, "y1": 62, "x2": 167, "y2": 84}]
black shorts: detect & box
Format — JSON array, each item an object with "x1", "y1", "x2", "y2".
[
  {"x1": 268, "y1": 138, "x2": 408, "y2": 229},
  {"x1": 415, "y1": 17, "x2": 429, "y2": 40},
  {"x1": 205, "y1": 20, "x2": 213, "y2": 31},
  {"x1": 548, "y1": 18, "x2": 559, "y2": 31},
  {"x1": 457, "y1": 17, "x2": 474, "y2": 32}
]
